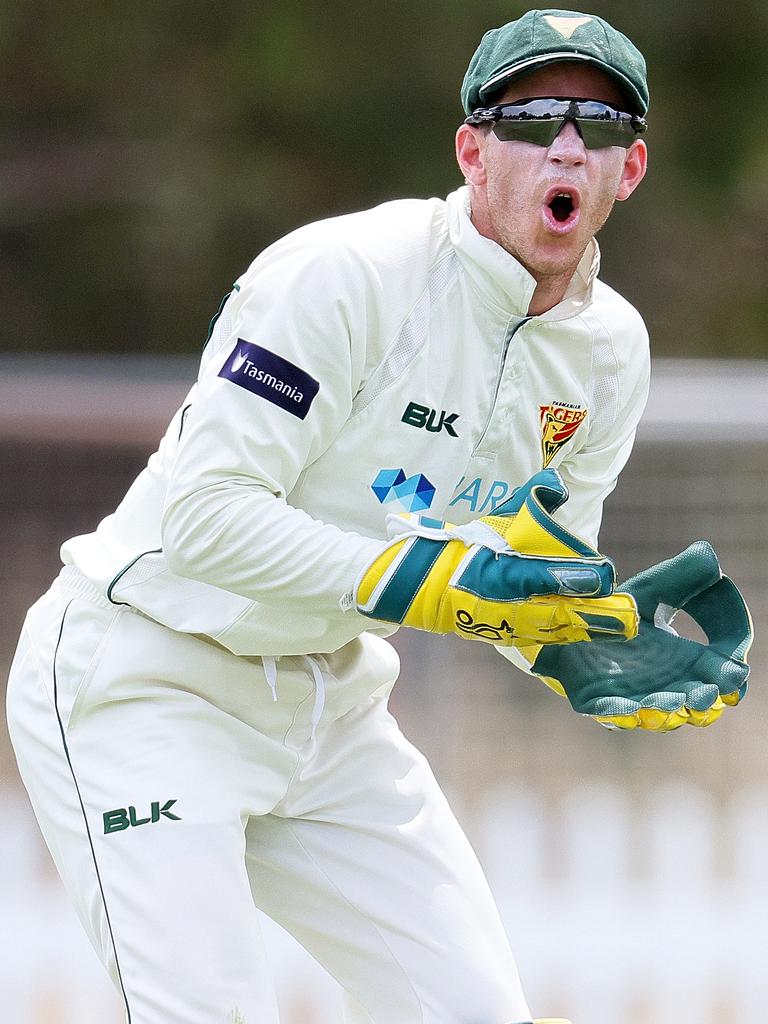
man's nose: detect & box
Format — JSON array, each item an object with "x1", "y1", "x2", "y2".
[{"x1": 547, "y1": 121, "x2": 587, "y2": 165}]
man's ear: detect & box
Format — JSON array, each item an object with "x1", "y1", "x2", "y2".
[
  {"x1": 456, "y1": 125, "x2": 489, "y2": 186},
  {"x1": 616, "y1": 139, "x2": 647, "y2": 201}
]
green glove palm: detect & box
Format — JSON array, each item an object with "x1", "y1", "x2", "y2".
[{"x1": 531, "y1": 541, "x2": 752, "y2": 731}]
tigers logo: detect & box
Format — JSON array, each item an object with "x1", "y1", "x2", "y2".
[{"x1": 539, "y1": 403, "x2": 588, "y2": 467}]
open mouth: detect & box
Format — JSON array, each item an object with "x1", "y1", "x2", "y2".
[
  {"x1": 549, "y1": 193, "x2": 575, "y2": 222},
  {"x1": 543, "y1": 186, "x2": 581, "y2": 233}
]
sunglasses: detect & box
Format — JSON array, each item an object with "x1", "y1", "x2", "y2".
[{"x1": 464, "y1": 97, "x2": 647, "y2": 150}]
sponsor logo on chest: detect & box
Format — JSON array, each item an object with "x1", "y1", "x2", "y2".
[
  {"x1": 539, "y1": 401, "x2": 588, "y2": 467},
  {"x1": 449, "y1": 477, "x2": 511, "y2": 514},
  {"x1": 371, "y1": 468, "x2": 436, "y2": 513},
  {"x1": 401, "y1": 401, "x2": 459, "y2": 437}
]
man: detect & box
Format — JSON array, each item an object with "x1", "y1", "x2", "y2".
[{"x1": 6, "y1": 9, "x2": 751, "y2": 1024}]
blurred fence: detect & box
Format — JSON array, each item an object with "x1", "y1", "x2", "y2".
[
  {"x1": 3, "y1": 778, "x2": 768, "y2": 1024},
  {"x1": 1, "y1": 356, "x2": 766, "y2": 1023}
]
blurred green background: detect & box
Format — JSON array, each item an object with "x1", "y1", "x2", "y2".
[{"x1": 2, "y1": 0, "x2": 767, "y2": 358}]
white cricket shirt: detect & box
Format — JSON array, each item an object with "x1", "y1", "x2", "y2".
[{"x1": 61, "y1": 187, "x2": 650, "y2": 656}]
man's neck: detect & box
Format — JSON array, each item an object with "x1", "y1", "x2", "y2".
[
  {"x1": 467, "y1": 191, "x2": 584, "y2": 316},
  {"x1": 527, "y1": 273, "x2": 574, "y2": 316}
]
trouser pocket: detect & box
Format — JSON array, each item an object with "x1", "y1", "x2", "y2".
[{"x1": 8, "y1": 587, "x2": 124, "y2": 741}]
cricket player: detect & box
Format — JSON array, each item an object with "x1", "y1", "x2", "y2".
[{"x1": 6, "y1": 9, "x2": 752, "y2": 1024}]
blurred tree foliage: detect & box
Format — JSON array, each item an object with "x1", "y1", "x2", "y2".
[{"x1": 1, "y1": 0, "x2": 766, "y2": 356}]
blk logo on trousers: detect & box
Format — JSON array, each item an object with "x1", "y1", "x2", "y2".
[{"x1": 103, "y1": 799, "x2": 181, "y2": 834}]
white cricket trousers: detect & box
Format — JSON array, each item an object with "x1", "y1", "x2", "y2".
[{"x1": 6, "y1": 567, "x2": 532, "y2": 1024}]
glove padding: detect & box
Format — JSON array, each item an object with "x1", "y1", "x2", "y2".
[
  {"x1": 355, "y1": 469, "x2": 638, "y2": 647},
  {"x1": 531, "y1": 540, "x2": 752, "y2": 730}
]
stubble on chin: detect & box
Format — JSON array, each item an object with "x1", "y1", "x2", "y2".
[
  {"x1": 492, "y1": 213, "x2": 586, "y2": 283},
  {"x1": 492, "y1": 188, "x2": 618, "y2": 284}
]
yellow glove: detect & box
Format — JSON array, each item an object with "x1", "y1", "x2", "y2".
[{"x1": 354, "y1": 470, "x2": 638, "y2": 647}]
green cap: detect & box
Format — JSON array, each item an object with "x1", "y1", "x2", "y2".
[{"x1": 461, "y1": 9, "x2": 648, "y2": 116}]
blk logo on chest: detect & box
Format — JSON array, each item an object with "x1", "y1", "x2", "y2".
[
  {"x1": 103, "y1": 799, "x2": 181, "y2": 834},
  {"x1": 402, "y1": 401, "x2": 459, "y2": 437}
]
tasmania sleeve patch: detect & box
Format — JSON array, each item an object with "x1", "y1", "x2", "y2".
[{"x1": 219, "y1": 340, "x2": 320, "y2": 420}]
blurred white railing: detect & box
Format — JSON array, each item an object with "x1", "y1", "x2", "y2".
[
  {"x1": 1, "y1": 356, "x2": 767, "y2": 445},
  {"x1": 3, "y1": 783, "x2": 767, "y2": 1024}
]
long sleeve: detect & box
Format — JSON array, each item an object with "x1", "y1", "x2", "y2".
[{"x1": 161, "y1": 231, "x2": 384, "y2": 632}]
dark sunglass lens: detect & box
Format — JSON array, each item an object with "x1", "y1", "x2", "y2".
[
  {"x1": 486, "y1": 99, "x2": 643, "y2": 149},
  {"x1": 577, "y1": 120, "x2": 636, "y2": 149},
  {"x1": 492, "y1": 120, "x2": 560, "y2": 145}
]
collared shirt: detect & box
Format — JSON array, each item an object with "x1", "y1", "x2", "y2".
[{"x1": 61, "y1": 187, "x2": 649, "y2": 657}]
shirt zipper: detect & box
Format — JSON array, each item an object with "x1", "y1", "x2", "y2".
[{"x1": 473, "y1": 315, "x2": 531, "y2": 454}]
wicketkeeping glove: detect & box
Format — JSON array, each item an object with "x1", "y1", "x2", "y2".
[
  {"x1": 354, "y1": 469, "x2": 638, "y2": 647},
  {"x1": 530, "y1": 540, "x2": 752, "y2": 730}
]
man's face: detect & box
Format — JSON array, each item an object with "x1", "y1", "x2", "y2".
[{"x1": 458, "y1": 64, "x2": 647, "y2": 282}]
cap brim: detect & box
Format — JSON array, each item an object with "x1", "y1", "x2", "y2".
[{"x1": 479, "y1": 52, "x2": 645, "y2": 115}]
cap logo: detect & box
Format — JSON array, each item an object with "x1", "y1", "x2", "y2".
[{"x1": 543, "y1": 15, "x2": 592, "y2": 39}]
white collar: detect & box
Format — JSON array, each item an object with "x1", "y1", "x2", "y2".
[{"x1": 445, "y1": 186, "x2": 600, "y2": 320}]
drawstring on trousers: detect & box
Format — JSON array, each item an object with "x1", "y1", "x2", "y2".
[
  {"x1": 260, "y1": 655, "x2": 327, "y2": 746},
  {"x1": 263, "y1": 656, "x2": 279, "y2": 701},
  {"x1": 302, "y1": 655, "x2": 327, "y2": 742}
]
